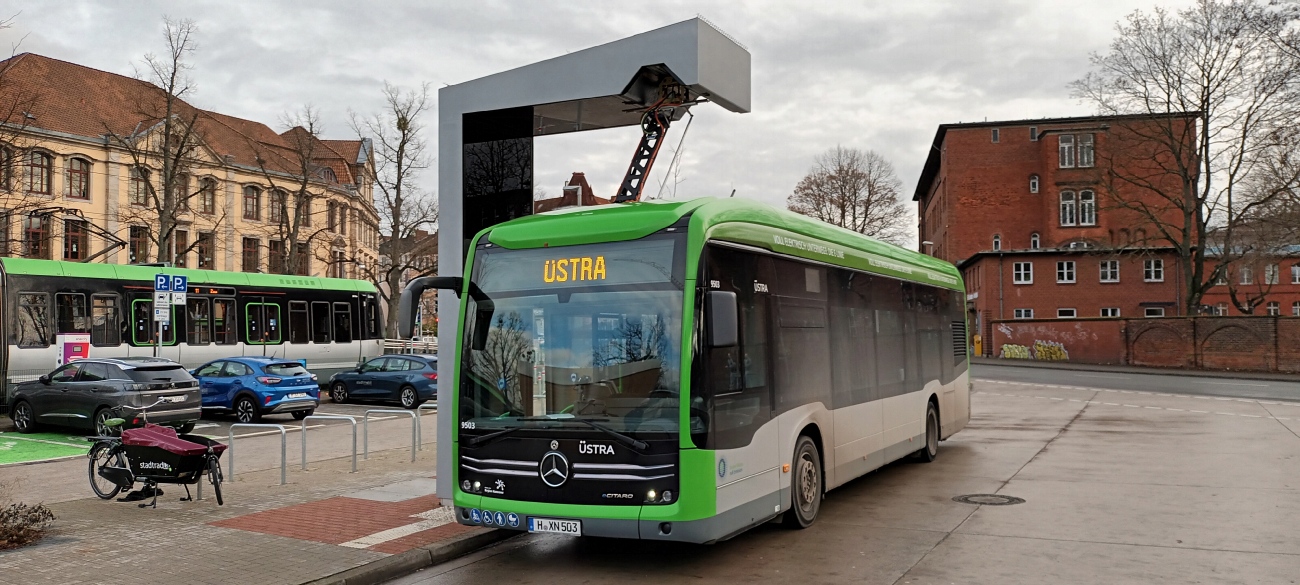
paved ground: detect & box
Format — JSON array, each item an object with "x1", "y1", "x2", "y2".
[
  {"x1": 388, "y1": 377, "x2": 1300, "y2": 585},
  {"x1": 974, "y1": 360, "x2": 1300, "y2": 403}
]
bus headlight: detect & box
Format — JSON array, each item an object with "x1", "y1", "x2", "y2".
[
  {"x1": 646, "y1": 489, "x2": 657, "y2": 502},
  {"x1": 661, "y1": 490, "x2": 673, "y2": 503},
  {"x1": 461, "y1": 480, "x2": 472, "y2": 492}
]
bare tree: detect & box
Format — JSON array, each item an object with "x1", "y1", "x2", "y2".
[
  {"x1": 351, "y1": 82, "x2": 439, "y2": 337},
  {"x1": 105, "y1": 17, "x2": 220, "y2": 264},
  {"x1": 786, "y1": 146, "x2": 910, "y2": 245},
  {"x1": 1071, "y1": 0, "x2": 1300, "y2": 312},
  {"x1": 247, "y1": 106, "x2": 333, "y2": 275}
]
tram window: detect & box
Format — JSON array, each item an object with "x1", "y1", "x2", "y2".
[
  {"x1": 56, "y1": 293, "x2": 89, "y2": 334},
  {"x1": 212, "y1": 298, "x2": 236, "y2": 345},
  {"x1": 289, "y1": 301, "x2": 309, "y2": 344},
  {"x1": 333, "y1": 302, "x2": 353, "y2": 344},
  {"x1": 130, "y1": 299, "x2": 174, "y2": 346},
  {"x1": 17, "y1": 293, "x2": 50, "y2": 348},
  {"x1": 91, "y1": 294, "x2": 120, "y2": 346},
  {"x1": 311, "y1": 301, "x2": 331, "y2": 343},
  {"x1": 246, "y1": 303, "x2": 282, "y2": 344},
  {"x1": 187, "y1": 298, "x2": 211, "y2": 345},
  {"x1": 364, "y1": 297, "x2": 380, "y2": 339}
]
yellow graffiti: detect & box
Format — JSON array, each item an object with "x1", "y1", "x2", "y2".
[
  {"x1": 1001, "y1": 344, "x2": 1031, "y2": 359},
  {"x1": 1033, "y1": 340, "x2": 1069, "y2": 361}
]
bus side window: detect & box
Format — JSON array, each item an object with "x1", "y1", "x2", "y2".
[
  {"x1": 187, "y1": 298, "x2": 211, "y2": 345},
  {"x1": 699, "y1": 245, "x2": 773, "y2": 450},
  {"x1": 55, "y1": 293, "x2": 88, "y2": 334},
  {"x1": 91, "y1": 294, "x2": 121, "y2": 346},
  {"x1": 213, "y1": 298, "x2": 236, "y2": 345},
  {"x1": 311, "y1": 301, "x2": 332, "y2": 343},
  {"x1": 333, "y1": 302, "x2": 353, "y2": 344},
  {"x1": 289, "y1": 301, "x2": 309, "y2": 344},
  {"x1": 17, "y1": 292, "x2": 50, "y2": 348}
]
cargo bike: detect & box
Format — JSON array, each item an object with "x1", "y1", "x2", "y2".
[{"x1": 88, "y1": 400, "x2": 225, "y2": 508}]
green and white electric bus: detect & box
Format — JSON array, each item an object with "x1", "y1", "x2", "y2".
[{"x1": 403, "y1": 197, "x2": 969, "y2": 543}]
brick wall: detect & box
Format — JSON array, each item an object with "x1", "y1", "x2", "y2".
[{"x1": 990, "y1": 316, "x2": 1299, "y2": 373}]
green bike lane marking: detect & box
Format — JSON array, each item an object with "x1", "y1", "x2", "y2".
[{"x1": 0, "y1": 431, "x2": 90, "y2": 465}]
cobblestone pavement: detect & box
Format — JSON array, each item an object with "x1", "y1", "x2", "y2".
[{"x1": 0, "y1": 447, "x2": 475, "y2": 585}]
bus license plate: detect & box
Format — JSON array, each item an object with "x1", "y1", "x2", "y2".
[
  {"x1": 528, "y1": 517, "x2": 581, "y2": 536},
  {"x1": 287, "y1": 393, "x2": 308, "y2": 399}
]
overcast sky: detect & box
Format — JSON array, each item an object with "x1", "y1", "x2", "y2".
[{"x1": 3, "y1": 0, "x2": 1196, "y2": 246}]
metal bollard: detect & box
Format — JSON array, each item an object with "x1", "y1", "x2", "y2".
[
  {"x1": 363, "y1": 410, "x2": 418, "y2": 462},
  {"x1": 227, "y1": 424, "x2": 289, "y2": 485},
  {"x1": 300, "y1": 415, "x2": 358, "y2": 472},
  {"x1": 416, "y1": 403, "x2": 438, "y2": 451}
]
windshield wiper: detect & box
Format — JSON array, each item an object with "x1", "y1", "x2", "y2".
[
  {"x1": 463, "y1": 417, "x2": 556, "y2": 448},
  {"x1": 571, "y1": 418, "x2": 648, "y2": 452}
]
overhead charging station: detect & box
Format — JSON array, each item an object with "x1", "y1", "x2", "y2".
[{"x1": 425, "y1": 17, "x2": 751, "y2": 503}]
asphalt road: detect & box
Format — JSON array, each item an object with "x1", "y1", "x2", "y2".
[{"x1": 971, "y1": 362, "x2": 1300, "y2": 403}]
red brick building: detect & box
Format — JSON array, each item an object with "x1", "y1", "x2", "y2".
[
  {"x1": 914, "y1": 114, "x2": 1197, "y2": 353},
  {"x1": 1200, "y1": 247, "x2": 1300, "y2": 317}
]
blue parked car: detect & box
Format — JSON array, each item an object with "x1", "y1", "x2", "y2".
[
  {"x1": 191, "y1": 357, "x2": 320, "y2": 423},
  {"x1": 328, "y1": 355, "x2": 436, "y2": 409}
]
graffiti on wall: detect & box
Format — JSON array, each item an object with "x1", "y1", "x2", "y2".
[
  {"x1": 999, "y1": 340, "x2": 1070, "y2": 361},
  {"x1": 1001, "y1": 344, "x2": 1031, "y2": 359}
]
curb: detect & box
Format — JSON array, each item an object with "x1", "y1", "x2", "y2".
[
  {"x1": 301, "y1": 528, "x2": 517, "y2": 585},
  {"x1": 972, "y1": 357, "x2": 1300, "y2": 383}
]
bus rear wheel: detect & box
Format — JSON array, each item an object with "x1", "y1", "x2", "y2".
[
  {"x1": 782, "y1": 435, "x2": 822, "y2": 529},
  {"x1": 913, "y1": 401, "x2": 939, "y2": 463}
]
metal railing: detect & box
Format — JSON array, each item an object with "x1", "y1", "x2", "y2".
[
  {"x1": 417, "y1": 403, "x2": 437, "y2": 451},
  {"x1": 383, "y1": 338, "x2": 438, "y2": 354},
  {"x1": 301, "y1": 415, "x2": 358, "y2": 472},
  {"x1": 227, "y1": 424, "x2": 288, "y2": 485},
  {"x1": 363, "y1": 410, "x2": 418, "y2": 462}
]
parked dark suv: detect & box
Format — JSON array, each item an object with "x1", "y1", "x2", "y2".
[{"x1": 8, "y1": 357, "x2": 202, "y2": 436}]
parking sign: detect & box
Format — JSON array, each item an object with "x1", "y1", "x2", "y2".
[
  {"x1": 154, "y1": 274, "x2": 170, "y2": 291},
  {"x1": 171, "y1": 275, "x2": 188, "y2": 292}
]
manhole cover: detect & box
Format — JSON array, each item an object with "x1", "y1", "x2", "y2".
[{"x1": 952, "y1": 494, "x2": 1025, "y2": 506}]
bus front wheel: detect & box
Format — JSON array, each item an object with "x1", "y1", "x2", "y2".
[{"x1": 782, "y1": 435, "x2": 822, "y2": 529}]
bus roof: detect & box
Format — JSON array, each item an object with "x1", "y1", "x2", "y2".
[
  {"x1": 483, "y1": 197, "x2": 964, "y2": 291},
  {"x1": 0, "y1": 257, "x2": 378, "y2": 293}
]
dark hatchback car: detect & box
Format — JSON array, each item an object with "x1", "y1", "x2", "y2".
[
  {"x1": 328, "y1": 355, "x2": 436, "y2": 409},
  {"x1": 8, "y1": 357, "x2": 202, "y2": 436}
]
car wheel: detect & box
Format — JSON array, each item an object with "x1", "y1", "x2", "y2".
[
  {"x1": 174, "y1": 421, "x2": 197, "y2": 434},
  {"x1": 399, "y1": 385, "x2": 419, "y2": 409},
  {"x1": 93, "y1": 408, "x2": 120, "y2": 437},
  {"x1": 782, "y1": 435, "x2": 823, "y2": 529},
  {"x1": 292, "y1": 409, "x2": 315, "y2": 421},
  {"x1": 12, "y1": 400, "x2": 36, "y2": 434},
  {"x1": 331, "y1": 382, "x2": 349, "y2": 404},
  {"x1": 234, "y1": 395, "x2": 262, "y2": 424}
]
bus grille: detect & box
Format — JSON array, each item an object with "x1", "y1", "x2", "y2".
[{"x1": 952, "y1": 320, "x2": 968, "y2": 357}]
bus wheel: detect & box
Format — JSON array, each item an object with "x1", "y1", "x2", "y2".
[
  {"x1": 913, "y1": 402, "x2": 939, "y2": 463},
  {"x1": 783, "y1": 435, "x2": 822, "y2": 529}
]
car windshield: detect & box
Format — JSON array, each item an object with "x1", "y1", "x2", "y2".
[
  {"x1": 265, "y1": 363, "x2": 309, "y2": 376},
  {"x1": 125, "y1": 365, "x2": 194, "y2": 384},
  {"x1": 459, "y1": 235, "x2": 683, "y2": 437}
]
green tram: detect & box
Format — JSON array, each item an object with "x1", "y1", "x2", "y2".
[
  {"x1": 0, "y1": 257, "x2": 385, "y2": 413},
  {"x1": 403, "y1": 197, "x2": 969, "y2": 543}
]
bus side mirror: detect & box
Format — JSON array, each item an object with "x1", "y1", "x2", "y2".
[
  {"x1": 705, "y1": 290, "x2": 738, "y2": 348},
  {"x1": 398, "y1": 276, "x2": 464, "y2": 338}
]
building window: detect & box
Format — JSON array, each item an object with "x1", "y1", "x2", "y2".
[
  {"x1": 1014, "y1": 308, "x2": 1034, "y2": 319},
  {"x1": 1078, "y1": 134, "x2": 1095, "y2": 167},
  {"x1": 1240, "y1": 266, "x2": 1253, "y2": 285},
  {"x1": 1029, "y1": 174, "x2": 1039, "y2": 194},
  {"x1": 1101, "y1": 307, "x2": 1120, "y2": 317},
  {"x1": 129, "y1": 166, "x2": 150, "y2": 206},
  {"x1": 199, "y1": 178, "x2": 216, "y2": 214},
  {"x1": 22, "y1": 214, "x2": 50, "y2": 259},
  {"x1": 1030, "y1": 233, "x2": 1040, "y2": 249},
  {"x1": 327, "y1": 201, "x2": 336, "y2": 232},
  {"x1": 173, "y1": 230, "x2": 188, "y2": 268},
  {"x1": 1059, "y1": 135, "x2": 1075, "y2": 168},
  {"x1": 1293, "y1": 301, "x2": 1300, "y2": 317},
  {"x1": 991, "y1": 128, "x2": 1000, "y2": 143},
  {"x1": 342, "y1": 207, "x2": 350, "y2": 237},
  {"x1": 332, "y1": 250, "x2": 348, "y2": 278},
  {"x1": 1057, "y1": 261, "x2": 1076, "y2": 283},
  {"x1": 66, "y1": 158, "x2": 90, "y2": 199},
  {"x1": 1266, "y1": 301, "x2": 1280, "y2": 316},
  {"x1": 1217, "y1": 303, "x2": 1228, "y2": 316},
  {"x1": 241, "y1": 237, "x2": 260, "y2": 272},
  {"x1": 1057, "y1": 308, "x2": 1077, "y2": 319},
  {"x1": 1013, "y1": 262, "x2": 1033, "y2": 284},
  {"x1": 63, "y1": 219, "x2": 88, "y2": 260},
  {"x1": 269, "y1": 240, "x2": 285, "y2": 273},
  {"x1": 0, "y1": 145, "x2": 13, "y2": 190},
  {"x1": 128, "y1": 226, "x2": 149, "y2": 263},
  {"x1": 176, "y1": 173, "x2": 191, "y2": 211},
  {"x1": 1030, "y1": 126, "x2": 1038, "y2": 141},
  {"x1": 295, "y1": 242, "x2": 310, "y2": 275},
  {"x1": 1100, "y1": 259, "x2": 1120, "y2": 283},
  {"x1": 1215, "y1": 270, "x2": 1229, "y2": 286},
  {"x1": 1060, "y1": 191, "x2": 1076, "y2": 226},
  {"x1": 1144, "y1": 307, "x2": 1166, "y2": 318},
  {"x1": 1079, "y1": 190, "x2": 1096, "y2": 225},
  {"x1": 242, "y1": 186, "x2": 261, "y2": 220},
  {"x1": 1264, "y1": 264, "x2": 1279, "y2": 285},
  {"x1": 197, "y1": 232, "x2": 214, "y2": 269},
  {"x1": 992, "y1": 234, "x2": 1001, "y2": 251},
  {"x1": 26, "y1": 152, "x2": 52, "y2": 194},
  {"x1": 1144, "y1": 259, "x2": 1164, "y2": 282},
  {"x1": 297, "y1": 195, "x2": 311, "y2": 227},
  {"x1": 319, "y1": 167, "x2": 336, "y2": 182},
  {"x1": 1292, "y1": 265, "x2": 1300, "y2": 284},
  {"x1": 269, "y1": 190, "x2": 286, "y2": 224}
]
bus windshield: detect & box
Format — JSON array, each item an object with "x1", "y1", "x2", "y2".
[{"x1": 459, "y1": 235, "x2": 683, "y2": 437}]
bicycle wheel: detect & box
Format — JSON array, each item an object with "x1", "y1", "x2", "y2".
[
  {"x1": 88, "y1": 443, "x2": 126, "y2": 500},
  {"x1": 207, "y1": 457, "x2": 223, "y2": 506}
]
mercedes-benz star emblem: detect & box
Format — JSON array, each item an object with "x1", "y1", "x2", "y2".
[{"x1": 539, "y1": 451, "x2": 570, "y2": 488}]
